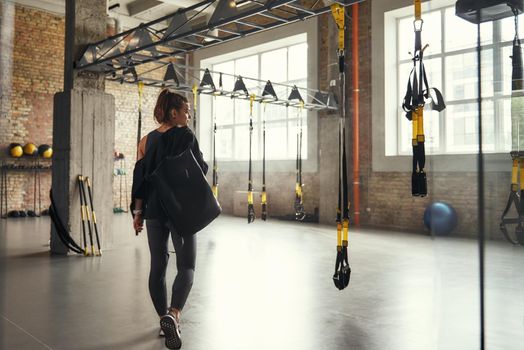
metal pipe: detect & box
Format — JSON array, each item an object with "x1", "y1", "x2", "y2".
[{"x1": 352, "y1": 2, "x2": 360, "y2": 226}]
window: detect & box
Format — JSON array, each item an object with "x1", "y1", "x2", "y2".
[
  {"x1": 200, "y1": 38, "x2": 308, "y2": 162},
  {"x1": 387, "y1": 3, "x2": 521, "y2": 155}
]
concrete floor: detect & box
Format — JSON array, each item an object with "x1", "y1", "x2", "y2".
[{"x1": 0, "y1": 215, "x2": 522, "y2": 350}]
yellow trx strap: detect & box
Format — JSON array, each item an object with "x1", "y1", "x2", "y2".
[
  {"x1": 247, "y1": 94, "x2": 256, "y2": 223},
  {"x1": 192, "y1": 84, "x2": 198, "y2": 130},
  {"x1": 520, "y1": 158, "x2": 524, "y2": 192},
  {"x1": 414, "y1": 0, "x2": 421, "y2": 21},
  {"x1": 261, "y1": 102, "x2": 268, "y2": 221},
  {"x1": 512, "y1": 158, "x2": 519, "y2": 192},
  {"x1": 136, "y1": 81, "x2": 144, "y2": 149},
  {"x1": 138, "y1": 81, "x2": 144, "y2": 109},
  {"x1": 212, "y1": 95, "x2": 218, "y2": 199},
  {"x1": 331, "y1": 4, "x2": 345, "y2": 52}
]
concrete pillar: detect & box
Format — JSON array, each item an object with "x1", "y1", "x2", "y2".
[{"x1": 51, "y1": 0, "x2": 115, "y2": 254}]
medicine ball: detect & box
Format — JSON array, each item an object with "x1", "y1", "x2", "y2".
[
  {"x1": 38, "y1": 144, "x2": 53, "y2": 158},
  {"x1": 23, "y1": 143, "x2": 38, "y2": 156},
  {"x1": 9, "y1": 143, "x2": 23, "y2": 158},
  {"x1": 423, "y1": 202, "x2": 458, "y2": 236},
  {"x1": 7, "y1": 210, "x2": 20, "y2": 218}
]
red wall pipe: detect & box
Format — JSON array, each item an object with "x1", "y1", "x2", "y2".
[{"x1": 352, "y1": 3, "x2": 360, "y2": 226}]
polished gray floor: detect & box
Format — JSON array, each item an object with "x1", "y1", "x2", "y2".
[{"x1": 0, "y1": 215, "x2": 523, "y2": 350}]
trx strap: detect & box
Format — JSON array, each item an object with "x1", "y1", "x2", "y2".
[
  {"x1": 192, "y1": 84, "x2": 198, "y2": 131},
  {"x1": 79, "y1": 175, "x2": 95, "y2": 256},
  {"x1": 287, "y1": 85, "x2": 306, "y2": 220},
  {"x1": 331, "y1": 3, "x2": 351, "y2": 290},
  {"x1": 500, "y1": 153, "x2": 524, "y2": 245},
  {"x1": 85, "y1": 177, "x2": 102, "y2": 256},
  {"x1": 260, "y1": 80, "x2": 276, "y2": 221},
  {"x1": 212, "y1": 95, "x2": 218, "y2": 199},
  {"x1": 500, "y1": 9, "x2": 524, "y2": 245},
  {"x1": 78, "y1": 175, "x2": 89, "y2": 255},
  {"x1": 294, "y1": 100, "x2": 306, "y2": 221},
  {"x1": 247, "y1": 94, "x2": 256, "y2": 223},
  {"x1": 402, "y1": 0, "x2": 446, "y2": 197},
  {"x1": 212, "y1": 74, "x2": 223, "y2": 199},
  {"x1": 137, "y1": 81, "x2": 144, "y2": 147},
  {"x1": 261, "y1": 102, "x2": 268, "y2": 221}
]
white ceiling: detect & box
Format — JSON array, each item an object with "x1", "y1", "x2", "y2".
[{"x1": 12, "y1": 0, "x2": 212, "y2": 31}]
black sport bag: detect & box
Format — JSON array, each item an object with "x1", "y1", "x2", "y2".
[{"x1": 149, "y1": 146, "x2": 221, "y2": 236}]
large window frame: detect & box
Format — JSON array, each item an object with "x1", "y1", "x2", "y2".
[
  {"x1": 372, "y1": 0, "x2": 508, "y2": 172},
  {"x1": 206, "y1": 41, "x2": 309, "y2": 162},
  {"x1": 194, "y1": 19, "x2": 318, "y2": 173}
]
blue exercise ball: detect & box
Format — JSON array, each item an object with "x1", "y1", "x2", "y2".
[{"x1": 423, "y1": 202, "x2": 458, "y2": 236}]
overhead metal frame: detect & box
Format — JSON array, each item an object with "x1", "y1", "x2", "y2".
[
  {"x1": 76, "y1": 0, "x2": 363, "y2": 110},
  {"x1": 110, "y1": 62, "x2": 339, "y2": 111}
]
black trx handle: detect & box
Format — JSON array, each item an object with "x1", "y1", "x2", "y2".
[{"x1": 247, "y1": 94, "x2": 256, "y2": 224}]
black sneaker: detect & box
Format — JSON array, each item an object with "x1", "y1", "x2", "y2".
[{"x1": 160, "y1": 314, "x2": 181, "y2": 349}]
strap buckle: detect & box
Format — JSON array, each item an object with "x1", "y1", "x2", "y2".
[{"x1": 413, "y1": 19, "x2": 423, "y2": 32}]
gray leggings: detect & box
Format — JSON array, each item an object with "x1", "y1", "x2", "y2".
[{"x1": 146, "y1": 219, "x2": 196, "y2": 316}]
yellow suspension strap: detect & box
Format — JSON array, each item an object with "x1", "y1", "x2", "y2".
[
  {"x1": 192, "y1": 84, "x2": 198, "y2": 131},
  {"x1": 77, "y1": 175, "x2": 89, "y2": 256},
  {"x1": 261, "y1": 102, "x2": 268, "y2": 221},
  {"x1": 331, "y1": 3, "x2": 351, "y2": 290},
  {"x1": 402, "y1": 0, "x2": 445, "y2": 197},
  {"x1": 500, "y1": 9, "x2": 524, "y2": 245},
  {"x1": 212, "y1": 94, "x2": 218, "y2": 199},
  {"x1": 247, "y1": 94, "x2": 256, "y2": 224},
  {"x1": 78, "y1": 175, "x2": 95, "y2": 256},
  {"x1": 500, "y1": 153, "x2": 524, "y2": 245},
  {"x1": 136, "y1": 81, "x2": 144, "y2": 148},
  {"x1": 294, "y1": 100, "x2": 306, "y2": 221},
  {"x1": 85, "y1": 177, "x2": 102, "y2": 256}
]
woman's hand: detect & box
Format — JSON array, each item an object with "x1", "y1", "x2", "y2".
[{"x1": 133, "y1": 214, "x2": 144, "y2": 233}]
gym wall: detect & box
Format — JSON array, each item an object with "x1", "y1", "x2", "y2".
[{"x1": 0, "y1": 5, "x2": 61, "y2": 213}]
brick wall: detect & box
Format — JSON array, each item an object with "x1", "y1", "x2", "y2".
[
  {"x1": 1, "y1": 3, "x2": 509, "y2": 239},
  {"x1": 0, "y1": 5, "x2": 63, "y2": 214}
]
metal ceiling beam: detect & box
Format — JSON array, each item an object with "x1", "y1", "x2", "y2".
[{"x1": 76, "y1": 0, "x2": 365, "y2": 105}]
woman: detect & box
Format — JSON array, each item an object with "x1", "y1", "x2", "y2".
[{"x1": 132, "y1": 89, "x2": 208, "y2": 350}]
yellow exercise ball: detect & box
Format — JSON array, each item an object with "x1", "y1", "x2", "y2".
[
  {"x1": 38, "y1": 144, "x2": 53, "y2": 159},
  {"x1": 23, "y1": 143, "x2": 38, "y2": 156},
  {"x1": 9, "y1": 143, "x2": 23, "y2": 158}
]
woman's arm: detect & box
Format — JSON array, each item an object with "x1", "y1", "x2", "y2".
[{"x1": 132, "y1": 136, "x2": 148, "y2": 233}]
